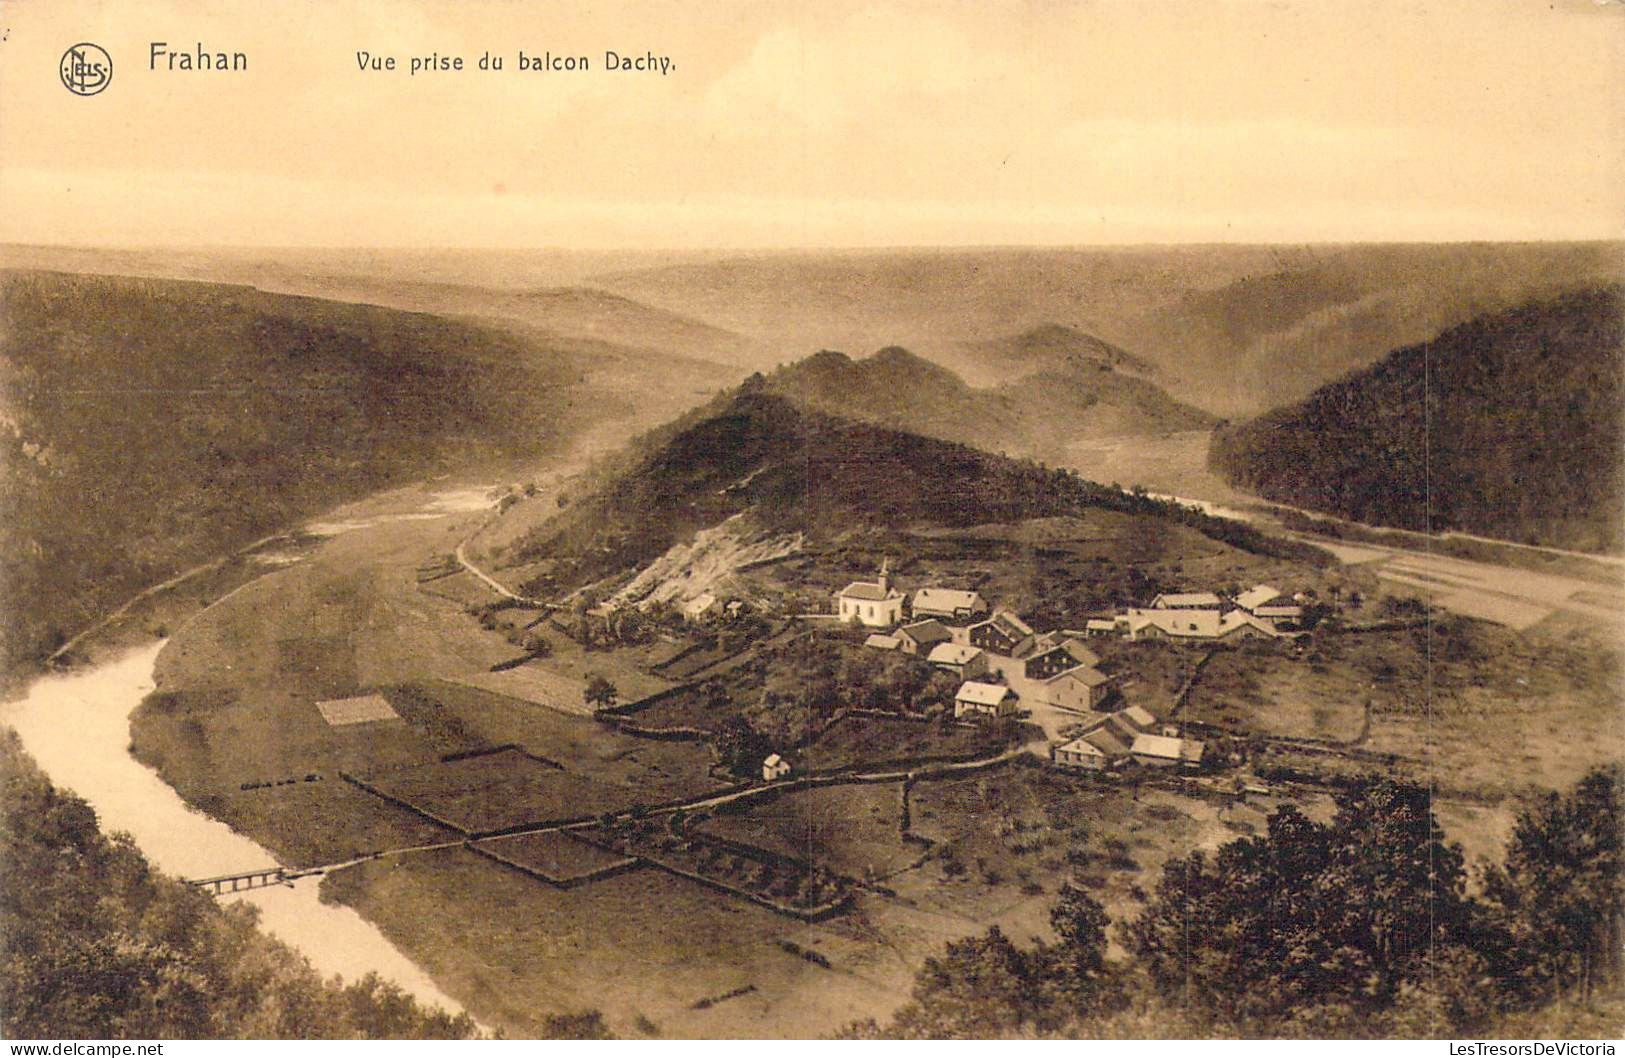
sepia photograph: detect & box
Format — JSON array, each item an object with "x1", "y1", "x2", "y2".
[{"x1": 1, "y1": 0, "x2": 1622, "y2": 1045}]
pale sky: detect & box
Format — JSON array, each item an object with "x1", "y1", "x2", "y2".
[{"x1": 2, "y1": 0, "x2": 1622, "y2": 248}]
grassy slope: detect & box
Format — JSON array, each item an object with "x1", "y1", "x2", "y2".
[
  {"x1": 0, "y1": 269, "x2": 704, "y2": 676},
  {"x1": 1209, "y1": 286, "x2": 1624, "y2": 553}
]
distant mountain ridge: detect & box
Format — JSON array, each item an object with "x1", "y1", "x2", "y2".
[
  {"x1": 591, "y1": 242, "x2": 1625, "y2": 416},
  {"x1": 957, "y1": 323, "x2": 1160, "y2": 383},
  {"x1": 1209, "y1": 286, "x2": 1625, "y2": 553},
  {"x1": 757, "y1": 342, "x2": 1213, "y2": 461}
]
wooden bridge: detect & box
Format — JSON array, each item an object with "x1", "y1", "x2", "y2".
[{"x1": 187, "y1": 866, "x2": 312, "y2": 895}]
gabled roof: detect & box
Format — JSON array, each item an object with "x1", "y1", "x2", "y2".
[
  {"x1": 1234, "y1": 584, "x2": 1282, "y2": 611},
  {"x1": 897, "y1": 619, "x2": 952, "y2": 646},
  {"x1": 1056, "y1": 735, "x2": 1110, "y2": 758},
  {"x1": 955, "y1": 680, "x2": 1013, "y2": 706},
  {"x1": 1059, "y1": 638, "x2": 1102, "y2": 667},
  {"x1": 912, "y1": 587, "x2": 986, "y2": 612},
  {"x1": 1131, "y1": 733, "x2": 1205, "y2": 762},
  {"x1": 1085, "y1": 618, "x2": 1118, "y2": 631},
  {"x1": 839, "y1": 580, "x2": 903, "y2": 602},
  {"x1": 1129, "y1": 608, "x2": 1223, "y2": 637},
  {"x1": 1084, "y1": 725, "x2": 1131, "y2": 756},
  {"x1": 1118, "y1": 704, "x2": 1158, "y2": 731},
  {"x1": 974, "y1": 610, "x2": 1034, "y2": 639},
  {"x1": 1218, "y1": 610, "x2": 1281, "y2": 637},
  {"x1": 1053, "y1": 666, "x2": 1112, "y2": 687},
  {"x1": 763, "y1": 753, "x2": 785, "y2": 768},
  {"x1": 864, "y1": 633, "x2": 902, "y2": 650},
  {"x1": 928, "y1": 643, "x2": 984, "y2": 666},
  {"x1": 1150, "y1": 592, "x2": 1223, "y2": 609}
]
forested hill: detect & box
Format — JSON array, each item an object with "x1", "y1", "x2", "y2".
[
  {"x1": 1209, "y1": 286, "x2": 1625, "y2": 553},
  {"x1": 500, "y1": 386, "x2": 1319, "y2": 601},
  {"x1": 758, "y1": 345, "x2": 1213, "y2": 459},
  {"x1": 0, "y1": 270, "x2": 664, "y2": 676}
]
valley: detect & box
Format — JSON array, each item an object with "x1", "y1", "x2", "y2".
[{"x1": 4, "y1": 244, "x2": 1621, "y2": 1040}]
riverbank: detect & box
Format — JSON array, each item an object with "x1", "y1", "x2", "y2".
[{"x1": 0, "y1": 643, "x2": 471, "y2": 1017}]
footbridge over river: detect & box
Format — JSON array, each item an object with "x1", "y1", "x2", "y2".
[{"x1": 187, "y1": 866, "x2": 317, "y2": 895}]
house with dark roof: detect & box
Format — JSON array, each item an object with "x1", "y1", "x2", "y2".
[
  {"x1": 968, "y1": 610, "x2": 1036, "y2": 657},
  {"x1": 1024, "y1": 637, "x2": 1102, "y2": 680},
  {"x1": 927, "y1": 642, "x2": 989, "y2": 679},
  {"x1": 895, "y1": 619, "x2": 952, "y2": 656}
]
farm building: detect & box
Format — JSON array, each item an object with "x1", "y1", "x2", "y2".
[
  {"x1": 968, "y1": 610, "x2": 1036, "y2": 657},
  {"x1": 1122, "y1": 608, "x2": 1282, "y2": 644},
  {"x1": 835, "y1": 558, "x2": 905, "y2": 628},
  {"x1": 1149, "y1": 592, "x2": 1223, "y2": 611},
  {"x1": 762, "y1": 753, "x2": 792, "y2": 781},
  {"x1": 1035, "y1": 666, "x2": 1114, "y2": 711},
  {"x1": 953, "y1": 680, "x2": 1017, "y2": 720},
  {"x1": 1130, "y1": 733, "x2": 1206, "y2": 769},
  {"x1": 682, "y1": 593, "x2": 719, "y2": 622},
  {"x1": 895, "y1": 619, "x2": 953, "y2": 655},
  {"x1": 1234, "y1": 584, "x2": 1304, "y2": 622},
  {"x1": 1024, "y1": 637, "x2": 1102, "y2": 680},
  {"x1": 1083, "y1": 618, "x2": 1118, "y2": 637},
  {"x1": 1053, "y1": 725, "x2": 1131, "y2": 770},
  {"x1": 911, "y1": 587, "x2": 989, "y2": 621},
  {"x1": 864, "y1": 633, "x2": 902, "y2": 651},
  {"x1": 927, "y1": 642, "x2": 989, "y2": 679}
]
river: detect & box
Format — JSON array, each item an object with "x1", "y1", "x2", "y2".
[{"x1": 3, "y1": 593, "x2": 471, "y2": 1019}]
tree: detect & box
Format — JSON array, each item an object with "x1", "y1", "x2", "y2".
[
  {"x1": 1482, "y1": 765, "x2": 1623, "y2": 1004},
  {"x1": 1049, "y1": 882, "x2": 1110, "y2": 979},
  {"x1": 582, "y1": 674, "x2": 618, "y2": 711},
  {"x1": 1123, "y1": 780, "x2": 1472, "y2": 1025},
  {"x1": 888, "y1": 927, "x2": 1044, "y2": 1039}
]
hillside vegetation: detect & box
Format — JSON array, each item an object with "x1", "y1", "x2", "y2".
[
  {"x1": 500, "y1": 385, "x2": 1319, "y2": 601},
  {"x1": 1210, "y1": 286, "x2": 1625, "y2": 553},
  {"x1": 0, "y1": 270, "x2": 670, "y2": 675},
  {"x1": 757, "y1": 345, "x2": 1212, "y2": 461},
  {"x1": 0, "y1": 729, "x2": 478, "y2": 1039},
  {"x1": 594, "y1": 242, "x2": 1624, "y2": 416}
]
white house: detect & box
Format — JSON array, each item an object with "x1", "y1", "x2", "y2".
[
  {"x1": 835, "y1": 558, "x2": 905, "y2": 628},
  {"x1": 911, "y1": 587, "x2": 989, "y2": 622},
  {"x1": 762, "y1": 753, "x2": 792, "y2": 781},
  {"x1": 927, "y1": 642, "x2": 989, "y2": 680},
  {"x1": 953, "y1": 680, "x2": 1017, "y2": 719}
]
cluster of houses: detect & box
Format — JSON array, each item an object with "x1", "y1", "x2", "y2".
[
  {"x1": 1052, "y1": 704, "x2": 1206, "y2": 773},
  {"x1": 838, "y1": 561, "x2": 1119, "y2": 722},
  {"x1": 1082, "y1": 585, "x2": 1306, "y2": 644}
]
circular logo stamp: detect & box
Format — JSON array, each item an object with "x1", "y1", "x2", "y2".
[{"x1": 60, "y1": 43, "x2": 112, "y2": 96}]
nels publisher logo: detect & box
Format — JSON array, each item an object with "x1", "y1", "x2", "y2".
[{"x1": 60, "y1": 42, "x2": 112, "y2": 96}]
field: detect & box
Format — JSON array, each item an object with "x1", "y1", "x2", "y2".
[
  {"x1": 473, "y1": 830, "x2": 639, "y2": 884},
  {"x1": 363, "y1": 749, "x2": 649, "y2": 834},
  {"x1": 1182, "y1": 615, "x2": 1624, "y2": 797},
  {"x1": 697, "y1": 782, "x2": 922, "y2": 882},
  {"x1": 797, "y1": 714, "x2": 1013, "y2": 773}
]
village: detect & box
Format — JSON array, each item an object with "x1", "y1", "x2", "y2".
[{"x1": 824, "y1": 558, "x2": 1310, "y2": 779}]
